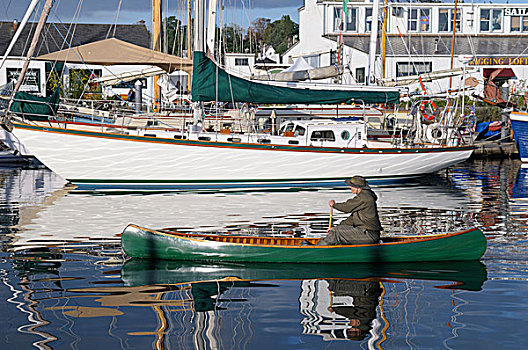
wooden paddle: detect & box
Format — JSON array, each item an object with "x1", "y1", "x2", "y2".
[{"x1": 328, "y1": 206, "x2": 333, "y2": 230}]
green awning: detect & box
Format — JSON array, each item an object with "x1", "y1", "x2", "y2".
[{"x1": 191, "y1": 51, "x2": 399, "y2": 105}]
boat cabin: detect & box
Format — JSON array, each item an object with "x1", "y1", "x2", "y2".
[{"x1": 278, "y1": 120, "x2": 366, "y2": 147}]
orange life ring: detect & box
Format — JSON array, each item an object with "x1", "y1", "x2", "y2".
[{"x1": 419, "y1": 100, "x2": 437, "y2": 124}]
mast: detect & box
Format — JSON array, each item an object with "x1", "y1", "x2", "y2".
[
  {"x1": 153, "y1": 0, "x2": 162, "y2": 111},
  {"x1": 367, "y1": 0, "x2": 380, "y2": 85},
  {"x1": 0, "y1": 0, "x2": 40, "y2": 71},
  {"x1": 206, "y1": 0, "x2": 218, "y2": 55},
  {"x1": 194, "y1": 0, "x2": 205, "y2": 54},
  {"x1": 380, "y1": 0, "x2": 388, "y2": 79},
  {"x1": 191, "y1": 0, "x2": 205, "y2": 132},
  {"x1": 11, "y1": 0, "x2": 54, "y2": 97},
  {"x1": 449, "y1": 0, "x2": 458, "y2": 91},
  {"x1": 187, "y1": 0, "x2": 192, "y2": 60}
]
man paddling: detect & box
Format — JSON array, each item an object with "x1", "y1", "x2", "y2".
[{"x1": 317, "y1": 176, "x2": 382, "y2": 245}]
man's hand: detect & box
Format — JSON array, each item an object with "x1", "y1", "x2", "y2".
[{"x1": 329, "y1": 200, "x2": 335, "y2": 207}]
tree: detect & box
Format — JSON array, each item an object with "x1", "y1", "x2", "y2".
[
  {"x1": 220, "y1": 24, "x2": 246, "y2": 53},
  {"x1": 162, "y1": 16, "x2": 191, "y2": 56},
  {"x1": 261, "y1": 15, "x2": 298, "y2": 55},
  {"x1": 247, "y1": 17, "x2": 270, "y2": 52}
]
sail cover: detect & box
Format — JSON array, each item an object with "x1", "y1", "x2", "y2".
[
  {"x1": 191, "y1": 52, "x2": 399, "y2": 104},
  {"x1": 10, "y1": 88, "x2": 60, "y2": 121}
]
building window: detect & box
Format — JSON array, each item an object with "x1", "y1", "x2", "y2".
[
  {"x1": 409, "y1": 8, "x2": 431, "y2": 32},
  {"x1": 334, "y1": 7, "x2": 342, "y2": 31},
  {"x1": 356, "y1": 67, "x2": 366, "y2": 84},
  {"x1": 439, "y1": 8, "x2": 462, "y2": 32},
  {"x1": 480, "y1": 9, "x2": 502, "y2": 32},
  {"x1": 345, "y1": 8, "x2": 358, "y2": 32},
  {"x1": 366, "y1": 7, "x2": 373, "y2": 32},
  {"x1": 334, "y1": 7, "x2": 357, "y2": 32},
  {"x1": 511, "y1": 15, "x2": 528, "y2": 32},
  {"x1": 365, "y1": 7, "x2": 384, "y2": 32},
  {"x1": 235, "y1": 58, "x2": 249, "y2": 66},
  {"x1": 396, "y1": 62, "x2": 432, "y2": 77},
  {"x1": 303, "y1": 54, "x2": 320, "y2": 68}
]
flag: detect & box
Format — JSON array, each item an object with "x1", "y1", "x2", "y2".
[{"x1": 343, "y1": 0, "x2": 349, "y2": 18}]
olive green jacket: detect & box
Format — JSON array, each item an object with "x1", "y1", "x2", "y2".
[{"x1": 333, "y1": 189, "x2": 382, "y2": 232}]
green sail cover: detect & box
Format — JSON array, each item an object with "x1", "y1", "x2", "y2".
[
  {"x1": 10, "y1": 88, "x2": 60, "y2": 121},
  {"x1": 191, "y1": 51, "x2": 399, "y2": 105}
]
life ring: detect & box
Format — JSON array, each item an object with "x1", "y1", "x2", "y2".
[
  {"x1": 425, "y1": 123, "x2": 444, "y2": 144},
  {"x1": 419, "y1": 100, "x2": 437, "y2": 124}
]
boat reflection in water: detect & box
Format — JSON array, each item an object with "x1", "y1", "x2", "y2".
[
  {"x1": 299, "y1": 279, "x2": 381, "y2": 341},
  {"x1": 116, "y1": 260, "x2": 487, "y2": 347},
  {"x1": 511, "y1": 164, "x2": 528, "y2": 200}
]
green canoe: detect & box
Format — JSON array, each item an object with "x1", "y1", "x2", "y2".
[{"x1": 121, "y1": 224, "x2": 487, "y2": 263}]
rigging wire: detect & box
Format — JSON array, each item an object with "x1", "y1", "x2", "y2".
[{"x1": 106, "y1": 0, "x2": 123, "y2": 39}]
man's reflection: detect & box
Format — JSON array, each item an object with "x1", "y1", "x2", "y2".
[{"x1": 299, "y1": 279, "x2": 382, "y2": 341}]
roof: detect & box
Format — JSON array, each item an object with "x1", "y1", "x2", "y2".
[
  {"x1": 35, "y1": 38, "x2": 192, "y2": 73},
  {"x1": 483, "y1": 68, "x2": 516, "y2": 79},
  {"x1": 255, "y1": 57, "x2": 277, "y2": 64},
  {"x1": 325, "y1": 33, "x2": 528, "y2": 56},
  {"x1": 0, "y1": 21, "x2": 149, "y2": 57}
]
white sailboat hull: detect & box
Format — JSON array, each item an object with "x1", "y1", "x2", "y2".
[{"x1": 10, "y1": 124, "x2": 473, "y2": 190}]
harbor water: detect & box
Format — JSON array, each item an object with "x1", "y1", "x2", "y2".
[{"x1": 0, "y1": 159, "x2": 527, "y2": 349}]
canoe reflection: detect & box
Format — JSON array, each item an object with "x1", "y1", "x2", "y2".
[
  {"x1": 121, "y1": 260, "x2": 487, "y2": 291},
  {"x1": 118, "y1": 260, "x2": 486, "y2": 345},
  {"x1": 300, "y1": 279, "x2": 381, "y2": 341}
]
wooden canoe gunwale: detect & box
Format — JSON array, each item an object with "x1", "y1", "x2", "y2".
[{"x1": 155, "y1": 226, "x2": 478, "y2": 248}]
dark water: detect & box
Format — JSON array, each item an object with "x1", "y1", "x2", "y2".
[{"x1": 1, "y1": 159, "x2": 527, "y2": 349}]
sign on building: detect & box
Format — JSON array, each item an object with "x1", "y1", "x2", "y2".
[
  {"x1": 6, "y1": 68, "x2": 41, "y2": 92},
  {"x1": 469, "y1": 57, "x2": 528, "y2": 65}
]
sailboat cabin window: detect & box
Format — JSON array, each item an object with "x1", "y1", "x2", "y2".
[
  {"x1": 294, "y1": 126, "x2": 306, "y2": 136},
  {"x1": 235, "y1": 58, "x2": 249, "y2": 66},
  {"x1": 310, "y1": 130, "x2": 336, "y2": 142},
  {"x1": 438, "y1": 8, "x2": 462, "y2": 32},
  {"x1": 511, "y1": 15, "x2": 528, "y2": 32},
  {"x1": 396, "y1": 62, "x2": 432, "y2": 77},
  {"x1": 480, "y1": 9, "x2": 502, "y2": 32},
  {"x1": 408, "y1": 8, "x2": 431, "y2": 32}
]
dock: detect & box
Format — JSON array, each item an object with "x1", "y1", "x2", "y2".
[{"x1": 472, "y1": 141, "x2": 519, "y2": 158}]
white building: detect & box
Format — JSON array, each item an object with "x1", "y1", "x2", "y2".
[
  {"x1": 224, "y1": 53, "x2": 256, "y2": 76},
  {"x1": 0, "y1": 22, "x2": 191, "y2": 104},
  {"x1": 284, "y1": 0, "x2": 528, "y2": 95}
]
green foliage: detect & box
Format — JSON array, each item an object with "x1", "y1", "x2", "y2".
[
  {"x1": 162, "y1": 16, "x2": 191, "y2": 56},
  {"x1": 220, "y1": 24, "x2": 247, "y2": 53},
  {"x1": 158, "y1": 15, "x2": 298, "y2": 56},
  {"x1": 261, "y1": 15, "x2": 299, "y2": 55},
  {"x1": 247, "y1": 17, "x2": 270, "y2": 52},
  {"x1": 68, "y1": 69, "x2": 102, "y2": 100},
  {"x1": 46, "y1": 70, "x2": 63, "y2": 97}
]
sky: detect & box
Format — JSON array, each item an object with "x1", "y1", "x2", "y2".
[
  {"x1": 2, "y1": 0, "x2": 528, "y2": 30},
  {"x1": 0, "y1": 0, "x2": 304, "y2": 29}
]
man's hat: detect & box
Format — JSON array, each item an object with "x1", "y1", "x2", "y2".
[{"x1": 345, "y1": 175, "x2": 370, "y2": 189}]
